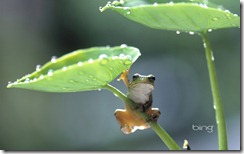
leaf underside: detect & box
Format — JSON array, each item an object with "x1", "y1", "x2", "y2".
[
  {"x1": 7, "y1": 46, "x2": 141, "y2": 92},
  {"x1": 101, "y1": 1, "x2": 240, "y2": 32}
]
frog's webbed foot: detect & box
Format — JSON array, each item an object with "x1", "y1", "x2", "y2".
[{"x1": 117, "y1": 68, "x2": 130, "y2": 87}]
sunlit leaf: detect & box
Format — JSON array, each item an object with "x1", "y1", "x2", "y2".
[
  {"x1": 101, "y1": 0, "x2": 240, "y2": 32},
  {"x1": 7, "y1": 45, "x2": 141, "y2": 92}
]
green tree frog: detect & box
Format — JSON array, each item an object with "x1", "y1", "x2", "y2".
[{"x1": 114, "y1": 70, "x2": 161, "y2": 134}]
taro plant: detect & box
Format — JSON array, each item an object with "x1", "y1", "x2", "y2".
[{"x1": 7, "y1": 0, "x2": 239, "y2": 151}]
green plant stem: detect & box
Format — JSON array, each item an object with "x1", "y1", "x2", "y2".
[
  {"x1": 103, "y1": 84, "x2": 181, "y2": 150},
  {"x1": 200, "y1": 32, "x2": 228, "y2": 150},
  {"x1": 149, "y1": 121, "x2": 181, "y2": 150}
]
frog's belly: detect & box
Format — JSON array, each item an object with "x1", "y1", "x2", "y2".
[{"x1": 127, "y1": 83, "x2": 154, "y2": 104}]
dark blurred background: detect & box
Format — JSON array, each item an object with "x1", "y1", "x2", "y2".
[{"x1": 0, "y1": 0, "x2": 240, "y2": 150}]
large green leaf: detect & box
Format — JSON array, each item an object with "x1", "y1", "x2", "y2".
[
  {"x1": 101, "y1": 0, "x2": 240, "y2": 32},
  {"x1": 7, "y1": 45, "x2": 140, "y2": 92}
]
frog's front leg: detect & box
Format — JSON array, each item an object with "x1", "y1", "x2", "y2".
[{"x1": 118, "y1": 69, "x2": 130, "y2": 88}]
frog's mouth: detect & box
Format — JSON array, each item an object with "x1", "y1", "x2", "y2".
[{"x1": 128, "y1": 83, "x2": 154, "y2": 104}]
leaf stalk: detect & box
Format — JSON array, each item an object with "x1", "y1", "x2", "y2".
[{"x1": 200, "y1": 32, "x2": 228, "y2": 150}]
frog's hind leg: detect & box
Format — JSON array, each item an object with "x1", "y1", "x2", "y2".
[{"x1": 114, "y1": 109, "x2": 135, "y2": 134}]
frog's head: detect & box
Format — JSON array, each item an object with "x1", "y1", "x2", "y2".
[{"x1": 130, "y1": 73, "x2": 155, "y2": 87}]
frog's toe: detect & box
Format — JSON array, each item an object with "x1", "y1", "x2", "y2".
[{"x1": 121, "y1": 124, "x2": 135, "y2": 134}]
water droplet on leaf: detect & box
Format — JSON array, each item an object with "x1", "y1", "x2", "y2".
[
  {"x1": 25, "y1": 78, "x2": 30, "y2": 83},
  {"x1": 47, "y1": 70, "x2": 53, "y2": 76},
  {"x1": 62, "y1": 66, "x2": 67, "y2": 71},
  {"x1": 124, "y1": 60, "x2": 132, "y2": 65},
  {"x1": 212, "y1": 17, "x2": 219, "y2": 21},
  {"x1": 88, "y1": 59, "x2": 94, "y2": 64},
  {"x1": 39, "y1": 75, "x2": 44, "y2": 79},
  {"x1": 189, "y1": 31, "x2": 194, "y2": 35},
  {"x1": 36, "y1": 65, "x2": 41, "y2": 71},
  {"x1": 120, "y1": 44, "x2": 127, "y2": 48},
  {"x1": 51, "y1": 56, "x2": 57, "y2": 63},
  {"x1": 153, "y1": 3, "x2": 158, "y2": 6},
  {"x1": 99, "y1": 54, "x2": 108, "y2": 59},
  {"x1": 176, "y1": 31, "x2": 180, "y2": 34},
  {"x1": 77, "y1": 61, "x2": 83, "y2": 66},
  {"x1": 99, "y1": 6, "x2": 103, "y2": 12}
]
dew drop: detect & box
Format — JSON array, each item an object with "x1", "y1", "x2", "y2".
[
  {"x1": 125, "y1": 55, "x2": 132, "y2": 60},
  {"x1": 39, "y1": 75, "x2": 44, "y2": 79},
  {"x1": 199, "y1": 3, "x2": 208, "y2": 8},
  {"x1": 213, "y1": 105, "x2": 216, "y2": 109},
  {"x1": 189, "y1": 31, "x2": 194, "y2": 35},
  {"x1": 51, "y1": 56, "x2": 57, "y2": 63},
  {"x1": 119, "y1": 53, "x2": 125, "y2": 58},
  {"x1": 120, "y1": 0, "x2": 124, "y2": 4},
  {"x1": 211, "y1": 54, "x2": 215, "y2": 61},
  {"x1": 8, "y1": 81, "x2": 12, "y2": 85},
  {"x1": 225, "y1": 13, "x2": 232, "y2": 19},
  {"x1": 233, "y1": 14, "x2": 238, "y2": 17},
  {"x1": 88, "y1": 59, "x2": 94, "y2": 64},
  {"x1": 212, "y1": 17, "x2": 219, "y2": 21},
  {"x1": 176, "y1": 31, "x2": 181, "y2": 34},
  {"x1": 208, "y1": 29, "x2": 212, "y2": 32},
  {"x1": 97, "y1": 89, "x2": 102, "y2": 91},
  {"x1": 203, "y1": 43, "x2": 206, "y2": 48},
  {"x1": 36, "y1": 65, "x2": 41, "y2": 71},
  {"x1": 77, "y1": 61, "x2": 83, "y2": 66},
  {"x1": 224, "y1": 10, "x2": 230, "y2": 13},
  {"x1": 99, "y1": 6, "x2": 103, "y2": 12},
  {"x1": 99, "y1": 54, "x2": 108, "y2": 59},
  {"x1": 124, "y1": 60, "x2": 132, "y2": 65},
  {"x1": 153, "y1": 3, "x2": 158, "y2": 6},
  {"x1": 47, "y1": 69, "x2": 53, "y2": 76},
  {"x1": 120, "y1": 44, "x2": 127, "y2": 48},
  {"x1": 62, "y1": 66, "x2": 67, "y2": 71},
  {"x1": 24, "y1": 78, "x2": 30, "y2": 83}
]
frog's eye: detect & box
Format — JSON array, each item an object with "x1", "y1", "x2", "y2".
[
  {"x1": 148, "y1": 75, "x2": 155, "y2": 82},
  {"x1": 132, "y1": 73, "x2": 140, "y2": 81}
]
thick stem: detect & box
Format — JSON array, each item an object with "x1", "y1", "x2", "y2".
[
  {"x1": 103, "y1": 84, "x2": 181, "y2": 150},
  {"x1": 200, "y1": 32, "x2": 228, "y2": 150}
]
